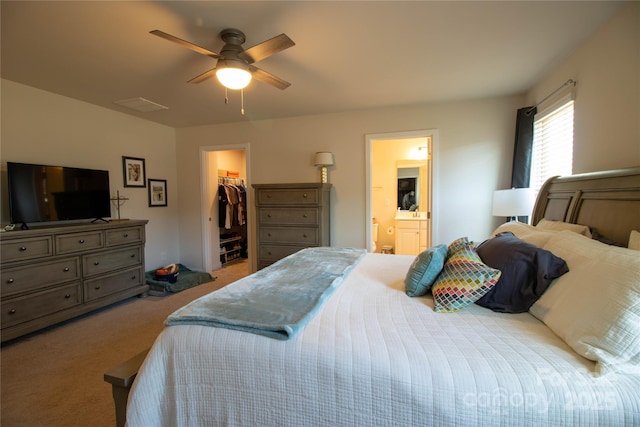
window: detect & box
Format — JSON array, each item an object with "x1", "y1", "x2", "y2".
[{"x1": 530, "y1": 98, "x2": 574, "y2": 192}]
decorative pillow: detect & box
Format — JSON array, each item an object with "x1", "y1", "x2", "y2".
[
  {"x1": 447, "y1": 236, "x2": 470, "y2": 257},
  {"x1": 404, "y1": 244, "x2": 447, "y2": 297},
  {"x1": 530, "y1": 230, "x2": 640, "y2": 376},
  {"x1": 431, "y1": 243, "x2": 501, "y2": 312},
  {"x1": 629, "y1": 230, "x2": 640, "y2": 251},
  {"x1": 492, "y1": 221, "x2": 557, "y2": 248},
  {"x1": 475, "y1": 232, "x2": 569, "y2": 313},
  {"x1": 535, "y1": 218, "x2": 592, "y2": 238}
]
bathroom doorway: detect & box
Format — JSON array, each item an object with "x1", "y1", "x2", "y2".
[{"x1": 365, "y1": 130, "x2": 439, "y2": 253}]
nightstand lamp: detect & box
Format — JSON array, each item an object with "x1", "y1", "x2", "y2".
[
  {"x1": 314, "y1": 152, "x2": 334, "y2": 183},
  {"x1": 492, "y1": 188, "x2": 535, "y2": 222}
]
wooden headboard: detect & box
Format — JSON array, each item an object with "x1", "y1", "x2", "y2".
[{"x1": 531, "y1": 166, "x2": 640, "y2": 247}]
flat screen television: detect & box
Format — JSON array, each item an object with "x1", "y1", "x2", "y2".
[{"x1": 7, "y1": 162, "x2": 111, "y2": 228}]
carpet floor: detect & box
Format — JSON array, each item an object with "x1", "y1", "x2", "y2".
[{"x1": 1, "y1": 260, "x2": 248, "y2": 427}]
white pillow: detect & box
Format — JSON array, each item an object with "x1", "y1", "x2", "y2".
[
  {"x1": 629, "y1": 230, "x2": 640, "y2": 251},
  {"x1": 535, "y1": 218, "x2": 592, "y2": 238},
  {"x1": 492, "y1": 221, "x2": 557, "y2": 248},
  {"x1": 529, "y1": 230, "x2": 640, "y2": 376}
]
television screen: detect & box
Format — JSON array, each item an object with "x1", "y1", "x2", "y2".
[{"x1": 7, "y1": 162, "x2": 111, "y2": 225}]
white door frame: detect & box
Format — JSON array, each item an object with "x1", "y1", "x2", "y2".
[
  {"x1": 199, "y1": 143, "x2": 251, "y2": 273},
  {"x1": 365, "y1": 129, "x2": 439, "y2": 251}
]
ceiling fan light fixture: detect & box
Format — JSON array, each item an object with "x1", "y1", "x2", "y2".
[{"x1": 216, "y1": 66, "x2": 252, "y2": 90}]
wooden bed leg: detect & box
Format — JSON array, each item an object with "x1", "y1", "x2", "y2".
[{"x1": 104, "y1": 348, "x2": 150, "y2": 427}]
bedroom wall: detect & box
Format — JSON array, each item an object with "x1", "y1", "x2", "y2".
[
  {"x1": 175, "y1": 95, "x2": 524, "y2": 271},
  {"x1": 526, "y1": 1, "x2": 640, "y2": 173},
  {"x1": 0, "y1": 80, "x2": 179, "y2": 271}
]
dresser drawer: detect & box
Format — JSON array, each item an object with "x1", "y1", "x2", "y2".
[
  {"x1": 1, "y1": 237, "x2": 53, "y2": 263},
  {"x1": 83, "y1": 246, "x2": 142, "y2": 277},
  {"x1": 105, "y1": 226, "x2": 144, "y2": 247},
  {"x1": 1, "y1": 282, "x2": 82, "y2": 328},
  {"x1": 259, "y1": 208, "x2": 319, "y2": 226},
  {"x1": 256, "y1": 188, "x2": 320, "y2": 205},
  {"x1": 56, "y1": 231, "x2": 104, "y2": 254},
  {"x1": 1, "y1": 257, "x2": 80, "y2": 297},
  {"x1": 84, "y1": 266, "x2": 144, "y2": 302},
  {"x1": 259, "y1": 244, "x2": 305, "y2": 262},
  {"x1": 259, "y1": 227, "x2": 319, "y2": 245}
]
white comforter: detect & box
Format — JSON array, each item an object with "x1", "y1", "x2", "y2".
[{"x1": 126, "y1": 253, "x2": 640, "y2": 426}]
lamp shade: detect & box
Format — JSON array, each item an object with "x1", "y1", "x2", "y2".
[
  {"x1": 314, "y1": 152, "x2": 334, "y2": 166},
  {"x1": 492, "y1": 188, "x2": 535, "y2": 217}
]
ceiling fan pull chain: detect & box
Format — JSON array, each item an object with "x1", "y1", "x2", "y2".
[
  {"x1": 241, "y1": 89, "x2": 245, "y2": 115},
  {"x1": 224, "y1": 87, "x2": 229, "y2": 104}
]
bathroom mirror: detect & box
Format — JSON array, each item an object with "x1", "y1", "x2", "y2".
[{"x1": 397, "y1": 160, "x2": 425, "y2": 211}]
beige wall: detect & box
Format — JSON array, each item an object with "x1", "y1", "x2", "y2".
[
  {"x1": 526, "y1": 1, "x2": 640, "y2": 173},
  {"x1": 0, "y1": 80, "x2": 179, "y2": 271},
  {"x1": 176, "y1": 95, "x2": 523, "y2": 271}
]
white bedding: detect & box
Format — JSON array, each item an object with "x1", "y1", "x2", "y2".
[{"x1": 126, "y1": 253, "x2": 640, "y2": 426}]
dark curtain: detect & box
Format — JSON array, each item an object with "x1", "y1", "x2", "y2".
[
  {"x1": 511, "y1": 106, "x2": 536, "y2": 222},
  {"x1": 510, "y1": 106, "x2": 536, "y2": 188}
]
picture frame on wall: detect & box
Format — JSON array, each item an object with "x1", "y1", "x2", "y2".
[
  {"x1": 148, "y1": 178, "x2": 167, "y2": 207},
  {"x1": 122, "y1": 156, "x2": 146, "y2": 188}
]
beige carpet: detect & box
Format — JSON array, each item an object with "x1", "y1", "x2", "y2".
[{"x1": 1, "y1": 260, "x2": 248, "y2": 427}]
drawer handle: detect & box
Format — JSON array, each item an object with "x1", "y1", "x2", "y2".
[
  {"x1": 63, "y1": 267, "x2": 70, "y2": 272},
  {"x1": 124, "y1": 233, "x2": 129, "y2": 238},
  {"x1": 94, "y1": 261, "x2": 100, "y2": 266},
  {"x1": 64, "y1": 294, "x2": 71, "y2": 299},
  {"x1": 267, "y1": 194, "x2": 272, "y2": 198},
  {"x1": 267, "y1": 233, "x2": 272, "y2": 237},
  {"x1": 303, "y1": 234, "x2": 308, "y2": 238},
  {"x1": 79, "y1": 239, "x2": 85, "y2": 244},
  {"x1": 303, "y1": 214, "x2": 308, "y2": 218},
  {"x1": 95, "y1": 285, "x2": 101, "y2": 290},
  {"x1": 131, "y1": 275, "x2": 137, "y2": 280},
  {"x1": 19, "y1": 246, "x2": 27, "y2": 252},
  {"x1": 303, "y1": 193, "x2": 308, "y2": 198},
  {"x1": 130, "y1": 254, "x2": 136, "y2": 258},
  {"x1": 9, "y1": 309, "x2": 16, "y2": 315},
  {"x1": 267, "y1": 214, "x2": 272, "y2": 218},
  {"x1": 267, "y1": 251, "x2": 272, "y2": 255},
  {"x1": 7, "y1": 278, "x2": 14, "y2": 284}
]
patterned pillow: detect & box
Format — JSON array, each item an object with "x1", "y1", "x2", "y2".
[
  {"x1": 447, "y1": 236, "x2": 470, "y2": 257},
  {"x1": 432, "y1": 243, "x2": 502, "y2": 312},
  {"x1": 404, "y1": 244, "x2": 447, "y2": 297}
]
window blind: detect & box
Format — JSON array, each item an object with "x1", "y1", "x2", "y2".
[{"x1": 530, "y1": 99, "x2": 574, "y2": 193}]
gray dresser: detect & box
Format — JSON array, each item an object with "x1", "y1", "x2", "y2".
[
  {"x1": 253, "y1": 183, "x2": 331, "y2": 269},
  {"x1": 1, "y1": 220, "x2": 148, "y2": 342}
]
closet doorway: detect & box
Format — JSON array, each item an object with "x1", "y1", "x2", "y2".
[{"x1": 200, "y1": 144, "x2": 250, "y2": 274}]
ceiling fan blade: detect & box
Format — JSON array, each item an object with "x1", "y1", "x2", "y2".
[
  {"x1": 188, "y1": 68, "x2": 217, "y2": 84},
  {"x1": 249, "y1": 65, "x2": 291, "y2": 90},
  {"x1": 240, "y1": 33, "x2": 295, "y2": 64},
  {"x1": 150, "y1": 30, "x2": 221, "y2": 58}
]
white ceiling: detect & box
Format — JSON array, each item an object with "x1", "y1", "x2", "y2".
[{"x1": 1, "y1": 1, "x2": 624, "y2": 128}]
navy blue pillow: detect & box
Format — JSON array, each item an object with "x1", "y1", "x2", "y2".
[{"x1": 475, "y1": 232, "x2": 569, "y2": 313}]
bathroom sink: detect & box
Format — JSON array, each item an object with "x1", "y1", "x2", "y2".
[{"x1": 395, "y1": 211, "x2": 427, "y2": 220}]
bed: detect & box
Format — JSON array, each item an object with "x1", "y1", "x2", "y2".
[{"x1": 117, "y1": 167, "x2": 640, "y2": 427}]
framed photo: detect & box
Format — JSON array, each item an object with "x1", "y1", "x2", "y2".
[
  {"x1": 148, "y1": 178, "x2": 167, "y2": 207},
  {"x1": 122, "y1": 156, "x2": 146, "y2": 187}
]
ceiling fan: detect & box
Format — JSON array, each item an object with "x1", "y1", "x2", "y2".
[{"x1": 150, "y1": 28, "x2": 295, "y2": 91}]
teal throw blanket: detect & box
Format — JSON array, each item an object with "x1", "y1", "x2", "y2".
[{"x1": 165, "y1": 247, "x2": 367, "y2": 340}]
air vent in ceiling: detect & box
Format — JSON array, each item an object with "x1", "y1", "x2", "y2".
[{"x1": 114, "y1": 97, "x2": 168, "y2": 112}]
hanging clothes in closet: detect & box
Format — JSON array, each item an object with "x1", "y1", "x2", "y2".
[{"x1": 218, "y1": 177, "x2": 247, "y2": 229}]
